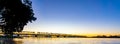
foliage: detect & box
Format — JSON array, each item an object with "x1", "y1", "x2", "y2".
[{"x1": 0, "y1": 0, "x2": 36, "y2": 35}]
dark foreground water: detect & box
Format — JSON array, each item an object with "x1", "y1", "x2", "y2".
[{"x1": 0, "y1": 38, "x2": 120, "y2": 44}]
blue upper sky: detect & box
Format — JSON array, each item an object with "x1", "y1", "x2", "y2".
[{"x1": 24, "y1": 0, "x2": 120, "y2": 34}]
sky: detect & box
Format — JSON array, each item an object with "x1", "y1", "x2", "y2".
[{"x1": 24, "y1": 0, "x2": 120, "y2": 35}]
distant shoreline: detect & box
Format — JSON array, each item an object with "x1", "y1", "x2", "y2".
[
  {"x1": 0, "y1": 36, "x2": 120, "y2": 38},
  {"x1": 0, "y1": 31, "x2": 120, "y2": 38}
]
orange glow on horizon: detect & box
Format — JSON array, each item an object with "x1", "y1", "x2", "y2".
[
  {"x1": 74, "y1": 33, "x2": 120, "y2": 37},
  {"x1": 23, "y1": 30, "x2": 120, "y2": 37}
]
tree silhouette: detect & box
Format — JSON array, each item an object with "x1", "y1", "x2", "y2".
[{"x1": 0, "y1": 0, "x2": 36, "y2": 36}]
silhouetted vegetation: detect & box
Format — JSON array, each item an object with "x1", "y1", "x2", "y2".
[
  {"x1": 92, "y1": 35, "x2": 120, "y2": 38},
  {"x1": 0, "y1": 0, "x2": 36, "y2": 36},
  {"x1": 0, "y1": 31, "x2": 119, "y2": 38}
]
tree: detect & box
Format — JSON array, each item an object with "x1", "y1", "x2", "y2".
[{"x1": 0, "y1": 0, "x2": 36, "y2": 36}]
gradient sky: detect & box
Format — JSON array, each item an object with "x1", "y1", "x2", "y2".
[{"x1": 24, "y1": 0, "x2": 120, "y2": 35}]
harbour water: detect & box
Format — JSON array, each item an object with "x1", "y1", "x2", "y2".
[{"x1": 0, "y1": 38, "x2": 120, "y2": 44}]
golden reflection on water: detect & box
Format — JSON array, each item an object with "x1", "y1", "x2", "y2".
[
  {"x1": 0, "y1": 38, "x2": 120, "y2": 44},
  {"x1": 0, "y1": 38, "x2": 23, "y2": 44}
]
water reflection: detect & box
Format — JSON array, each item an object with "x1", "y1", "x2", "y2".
[
  {"x1": 0, "y1": 38, "x2": 23, "y2": 44},
  {"x1": 0, "y1": 38, "x2": 120, "y2": 44}
]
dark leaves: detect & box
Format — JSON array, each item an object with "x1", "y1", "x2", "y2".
[{"x1": 0, "y1": 0, "x2": 36, "y2": 34}]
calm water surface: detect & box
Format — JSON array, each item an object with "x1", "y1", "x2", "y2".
[{"x1": 0, "y1": 38, "x2": 120, "y2": 44}]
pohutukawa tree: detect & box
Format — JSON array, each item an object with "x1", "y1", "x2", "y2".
[{"x1": 0, "y1": 0, "x2": 36, "y2": 36}]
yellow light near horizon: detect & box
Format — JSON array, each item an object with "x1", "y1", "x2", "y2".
[{"x1": 75, "y1": 33, "x2": 119, "y2": 37}]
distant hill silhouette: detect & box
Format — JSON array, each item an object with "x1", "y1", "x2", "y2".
[{"x1": 92, "y1": 35, "x2": 120, "y2": 38}]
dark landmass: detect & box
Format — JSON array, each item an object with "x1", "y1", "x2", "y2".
[
  {"x1": 0, "y1": 31, "x2": 119, "y2": 38},
  {"x1": 91, "y1": 35, "x2": 120, "y2": 38}
]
